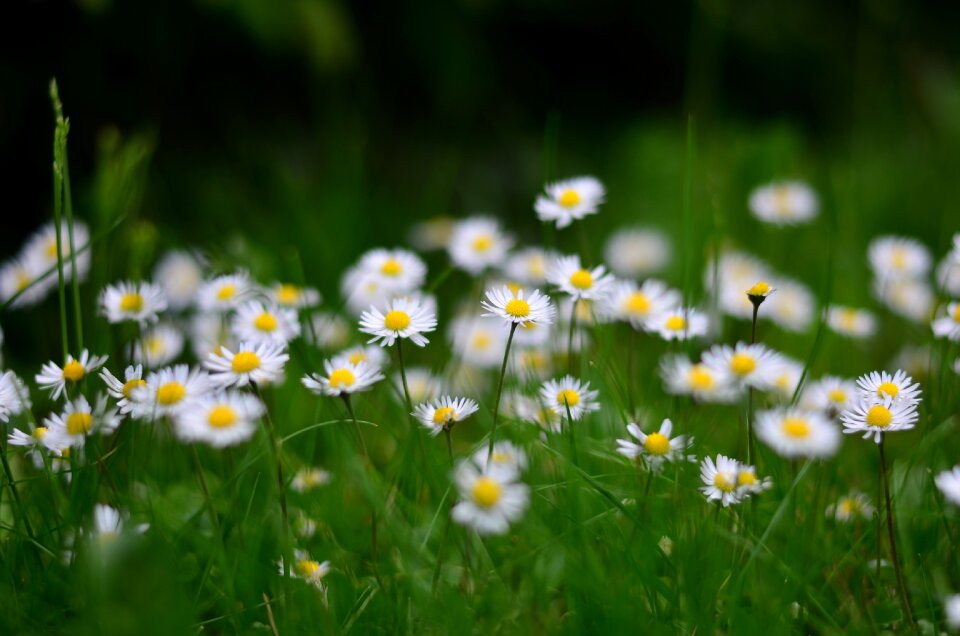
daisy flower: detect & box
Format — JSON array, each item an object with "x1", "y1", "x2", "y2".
[
  {"x1": 280, "y1": 550, "x2": 331, "y2": 591},
  {"x1": 130, "y1": 364, "x2": 211, "y2": 420},
  {"x1": 0, "y1": 254, "x2": 53, "y2": 309},
  {"x1": 301, "y1": 357, "x2": 384, "y2": 397},
  {"x1": 36, "y1": 350, "x2": 109, "y2": 400},
  {"x1": 800, "y1": 376, "x2": 858, "y2": 415},
  {"x1": 449, "y1": 316, "x2": 507, "y2": 369},
  {"x1": 827, "y1": 306, "x2": 877, "y2": 339},
  {"x1": 735, "y1": 463, "x2": 773, "y2": 498},
  {"x1": 604, "y1": 227, "x2": 671, "y2": 278},
  {"x1": 932, "y1": 302, "x2": 960, "y2": 342},
  {"x1": 338, "y1": 344, "x2": 389, "y2": 369},
  {"x1": 8, "y1": 425, "x2": 52, "y2": 467},
  {"x1": 448, "y1": 216, "x2": 513, "y2": 275},
  {"x1": 196, "y1": 271, "x2": 253, "y2": 312},
  {"x1": 839, "y1": 395, "x2": 919, "y2": 443},
  {"x1": 173, "y1": 390, "x2": 265, "y2": 448},
  {"x1": 875, "y1": 278, "x2": 934, "y2": 324},
  {"x1": 99, "y1": 281, "x2": 167, "y2": 325},
  {"x1": 646, "y1": 307, "x2": 709, "y2": 341},
  {"x1": 748, "y1": 180, "x2": 819, "y2": 225},
  {"x1": 825, "y1": 491, "x2": 875, "y2": 522},
  {"x1": 232, "y1": 301, "x2": 301, "y2": 345},
  {"x1": 937, "y1": 254, "x2": 960, "y2": 297},
  {"x1": 539, "y1": 375, "x2": 600, "y2": 421},
  {"x1": 0, "y1": 371, "x2": 31, "y2": 422},
  {"x1": 23, "y1": 220, "x2": 91, "y2": 283},
  {"x1": 480, "y1": 286, "x2": 556, "y2": 327},
  {"x1": 358, "y1": 248, "x2": 426, "y2": 292},
  {"x1": 308, "y1": 312, "x2": 351, "y2": 350},
  {"x1": 511, "y1": 319, "x2": 553, "y2": 350},
  {"x1": 471, "y1": 440, "x2": 528, "y2": 479},
  {"x1": 868, "y1": 235, "x2": 931, "y2": 281},
  {"x1": 340, "y1": 267, "x2": 390, "y2": 316},
  {"x1": 699, "y1": 455, "x2": 743, "y2": 507},
  {"x1": 935, "y1": 466, "x2": 960, "y2": 507},
  {"x1": 291, "y1": 467, "x2": 332, "y2": 493},
  {"x1": 451, "y1": 459, "x2": 529, "y2": 535},
  {"x1": 616, "y1": 418, "x2": 694, "y2": 472},
  {"x1": 511, "y1": 346, "x2": 553, "y2": 380},
  {"x1": 769, "y1": 356, "x2": 805, "y2": 401},
  {"x1": 546, "y1": 255, "x2": 614, "y2": 302},
  {"x1": 189, "y1": 313, "x2": 236, "y2": 360},
  {"x1": 396, "y1": 367, "x2": 443, "y2": 403},
  {"x1": 99, "y1": 365, "x2": 146, "y2": 415},
  {"x1": 534, "y1": 176, "x2": 605, "y2": 229},
  {"x1": 764, "y1": 278, "x2": 815, "y2": 332},
  {"x1": 659, "y1": 354, "x2": 738, "y2": 403},
  {"x1": 945, "y1": 595, "x2": 960, "y2": 630},
  {"x1": 205, "y1": 341, "x2": 289, "y2": 388},
  {"x1": 701, "y1": 342, "x2": 783, "y2": 391},
  {"x1": 152, "y1": 250, "x2": 204, "y2": 311},
  {"x1": 755, "y1": 407, "x2": 841, "y2": 459},
  {"x1": 407, "y1": 216, "x2": 454, "y2": 252},
  {"x1": 504, "y1": 247, "x2": 553, "y2": 284},
  {"x1": 600, "y1": 279, "x2": 681, "y2": 329},
  {"x1": 359, "y1": 296, "x2": 437, "y2": 348},
  {"x1": 855, "y1": 369, "x2": 922, "y2": 404},
  {"x1": 269, "y1": 282, "x2": 321, "y2": 310},
  {"x1": 710, "y1": 251, "x2": 773, "y2": 320},
  {"x1": 133, "y1": 322, "x2": 185, "y2": 368},
  {"x1": 411, "y1": 395, "x2": 479, "y2": 436},
  {"x1": 43, "y1": 395, "x2": 121, "y2": 449}
]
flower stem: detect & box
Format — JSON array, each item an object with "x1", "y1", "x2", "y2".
[
  {"x1": 444, "y1": 428, "x2": 454, "y2": 467},
  {"x1": 254, "y1": 385, "x2": 290, "y2": 549},
  {"x1": 567, "y1": 300, "x2": 578, "y2": 373},
  {"x1": 878, "y1": 437, "x2": 916, "y2": 631},
  {"x1": 487, "y1": 323, "x2": 518, "y2": 463},
  {"x1": 395, "y1": 338, "x2": 413, "y2": 415},
  {"x1": 342, "y1": 394, "x2": 369, "y2": 463}
]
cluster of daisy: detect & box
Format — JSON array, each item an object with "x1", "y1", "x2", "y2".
[
  {"x1": 0, "y1": 221, "x2": 91, "y2": 309},
  {"x1": 699, "y1": 454, "x2": 771, "y2": 507}
]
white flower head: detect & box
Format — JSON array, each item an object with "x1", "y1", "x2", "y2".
[
  {"x1": 280, "y1": 550, "x2": 331, "y2": 591},
  {"x1": 546, "y1": 255, "x2": 614, "y2": 302},
  {"x1": 396, "y1": 367, "x2": 443, "y2": 404},
  {"x1": 764, "y1": 278, "x2": 815, "y2": 332},
  {"x1": 357, "y1": 248, "x2": 426, "y2": 293},
  {"x1": 133, "y1": 323, "x2": 185, "y2": 368},
  {"x1": 44, "y1": 394, "x2": 121, "y2": 449},
  {"x1": 646, "y1": 307, "x2": 708, "y2": 341},
  {"x1": 616, "y1": 418, "x2": 695, "y2": 472},
  {"x1": 308, "y1": 312, "x2": 351, "y2": 350},
  {"x1": 449, "y1": 315, "x2": 508, "y2": 369},
  {"x1": 205, "y1": 341, "x2": 289, "y2": 389},
  {"x1": 855, "y1": 369, "x2": 922, "y2": 405},
  {"x1": 471, "y1": 441, "x2": 528, "y2": 480},
  {"x1": 868, "y1": 235, "x2": 931, "y2": 281},
  {"x1": 700, "y1": 454, "x2": 743, "y2": 507},
  {"x1": 0, "y1": 254, "x2": 54, "y2": 309},
  {"x1": 701, "y1": 342, "x2": 784, "y2": 391},
  {"x1": 99, "y1": 365, "x2": 146, "y2": 415},
  {"x1": 302, "y1": 357, "x2": 384, "y2": 397},
  {"x1": 735, "y1": 463, "x2": 773, "y2": 497},
  {"x1": 945, "y1": 594, "x2": 960, "y2": 630},
  {"x1": 130, "y1": 364, "x2": 212, "y2": 420},
  {"x1": 599, "y1": 279, "x2": 681, "y2": 329},
  {"x1": 359, "y1": 296, "x2": 437, "y2": 348},
  {"x1": 755, "y1": 407, "x2": 841, "y2": 459},
  {"x1": 659, "y1": 355, "x2": 739, "y2": 403},
  {"x1": 839, "y1": 395, "x2": 919, "y2": 443},
  {"x1": 197, "y1": 271, "x2": 253, "y2": 312},
  {"x1": 800, "y1": 375, "x2": 858, "y2": 415},
  {"x1": 232, "y1": 301, "x2": 301, "y2": 346},
  {"x1": 36, "y1": 350, "x2": 109, "y2": 400},
  {"x1": 604, "y1": 227, "x2": 671, "y2": 278},
  {"x1": 748, "y1": 180, "x2": 819, "y2": 225},
  {"x1": 825, "y1": 491, "x2": 875, "y2": 522},
  {"x1": 23, "y1": 220, "x2": 91, "y2": 284},
  {"x1": 268, "y1": 282, "x2": 321, "y2": 309},
  {"x1": 503, "y1": 247, "x2": 554, "y2": 284},
  {"x1": 933, "y1": 302, "x2": 960, "y2": 342},
  {"x1": 935, "y1": 466, "x2": 960, "y2": 507},
  {"x1": 174, "y1": 390, "x2": 265, "y2": 448},
  {"x1": 875, "y1": 278, "x2": 934, "y2": 324},
  {"x1": 411, "y1": 395, "x2": 479, "y2": 436},
  {"x1": 539, "y1": 375, "x2": 599, "y2": 421},
  {"x1": 99, "y1": 280, "x2": 167, "y2": 326},
  {"x1": 337, "y1": 344, "x2": 388, "y2": 370},
  {"x1": 291, "y1": 467, "x2": 332, "y2": 493},
  {"x1": 451, "y1": 459, "x2": 529, "y2": 535},
  {"x1": 0, "y1": 371, "x2": 31, "y2": 422},
  {"x1": 827, "y1": 306, "x2": 877, "y2": 339},
  {"x1": 448, "y1": 217, "x2": 513, "y2": 275},
  {"x1": 480, "y1": 286, "x2": 556, "y2": 327},
  {"x1": 153, "y1": 250, "x2": 204, "y2": 311},
  {"x1": 534, "y1": 176, "x2": 605, "y2": 229}
]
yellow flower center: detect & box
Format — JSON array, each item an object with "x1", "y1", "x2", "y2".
[
  {"x1": 953, "y1": 305, "x2": 960, "y2": 322},
  {"x1": 747, "y1": 281, "x2": 770, "y2": 296},
  {"x1": 866, "y1": 405, "x2": 893, "y2": 428},
  {"x1": 156, "y1": 382, "x2": 186, "y2": 405},
  {"x1": 254, "y1": 312, "x2": 278, "y2": 332},
  {"x1": 773, "y1": 186, "x2": 791, "y2": 213},
  {"x1": 505, "y1": 298, "x2": 531, "y2": 318},
  {"x1": 16, "y1": 271, "x2": 31, "y2": 291},
  {"x1": 689, "y1": 365, "x2": 714, "y2": 389},
  {"x1": 838, "y1": 309, "x2": 859, "y2": 331},
  {"x1": 569, "y1": 269, "x2": 593, "y2": 290},
  {"x1": 380, "y1": 258, "x2": 402, "y2": 276},
  {"x1": 729, "y1": 353, "x2": 757, "y2": 376},
  {"x1": 433, "y1": 406, "x2": 457, "y2": 424},
  {"x1": 471, "y1": 477, "x2": 503, "y2": 508},
  {"x1": 207, "y1": 405, "x2": 237, "y2": 428},
  {"x1": 665, "y1": 315, "x2": 686, "y2": 331},
  {"x1": 644, "y1": 432, "x2": 671, "y2": 455},
  {"x1": 737, "y1": 471, "x2": 757, "y2": 487},
  {"x1": 877, "y1": 382, "x2": 899, "y2": 398},
  {"x1": 504, "y1": 282, "x2": 522, "y2": 296},
  {"x1": 828, "y1": 389, "x2": 847, "y2": 404},
  {"x1": 216, "y1": 284, "x2": 236, "y2": 301},
  {"x1": 557, "y1": 188, "x2": 581, "y2": 208},
  {"x1": 62, "y1": 360, "x2": 86, "y2": 382},
  {"x1": 782, "y1": 417, "x2": 810, "y2": 438},
  {"x1": 491, "y1": 451, "x2": 511, "y2": 463},
  {"x1": 891, "y1": 248, "x2": 907, "y2": 269},
  {"x1": 66, "y1": 412, "x2": 93, "y2": 436},
  {"x1": 120, "y1": 292, "x2": 144, "y2": 313},
  {"x1": 231, "y1": 351, "x2": 261, "y2": 373},
  {"x1": 714, "y1": 472, "x2": 736, "y2": 492},
  {"x1": 33, "y1": 426, "x2": 48, "y2": 440},
  {"x1": 472, "y1": 235, "x2": 493, "y2": 252},
  {"x1": 295, "y1": 559, "x2": 322, "y2": 578},
  {"x1": 122, "y1": 378, "x2": 146, "y2": 398},
  {"x1": 328, "y1": 368, "x2": 356, "y2": 389},
  {"x1": 472, "y1": 332, "x2": 492, "y2": 350},
  {"x1": 557, "y1": 389, "x2": 580, "y2": 407},
  {"x1": 624, "y1": 292, "x2": 651, "y2": 315},
  {"x1": 384, "y1": 310, "x2": 411, "y2": 331},
  {"x1": 46, "y1": 239, "x2": 59, "y2": 259},
  {"x1": 146, "y1": 337, "x2": 164, "y2": 355},
  {"x1": 276, "y1": 284, "x2": 300, "y2": 305},
  {"x1": 348, "y1": 352, "x2": 366, "y2": 365}
]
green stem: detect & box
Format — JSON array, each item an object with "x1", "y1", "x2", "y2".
[
  {"x1": 878, "y1": 438, "x2": 916, "y2": 632},
  {"x1": 62, "y1": 149, "x2": 84, "y2": 352},
  {"x1": 567, "y1": 300, "x2": 577, "y2": 373},
  {"x1": 395, "y1": 338, "x2": 413, "y2": 415},
  {"x1": 254, "y1": 385, "x2": 290, "y2": 553},
  {"x1": 487, "y1": 323, "x2": 518, "y2": 463}
]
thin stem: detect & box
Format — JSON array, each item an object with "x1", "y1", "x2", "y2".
[
  {"x1": 0, "y1": 444, "x2": 40, "y2": 556},
  {"x1": 879, "y1": 438, "x2": 916, "y2": 632},
  {"x1": 190, "y1": 445, "x2": 220, "y2": 532},
  {"x1": 444, "y1": 428, "x2": 454, "y2": 467},
  {"x1": 342, "y1": 394, "x2": 369, "y2": 463},
  {"x1": 254, "y1": 385, "x2": 290, "y2": 547},
  {"x1": 395, "y1": 338, "x2": 413, "y2": 414},
  {"x1": 62, "y1": 148, "x2": 84, "y2": 352},
  {"x1": 567, "y1": 300, "x2": 577, "y2": 373},
  {"x1": 487, "y1": 323, "x2": 518, "y2": 463},
  {"x1": 52, "y1": 134, "x2": 69, "y2": 360}
]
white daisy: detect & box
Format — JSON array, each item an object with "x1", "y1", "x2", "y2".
[
  {"x1": 337, "y1": 344, "x2": 389, "y2": 370},
  {"x1": 205, "y1": 341, "x2": 289, "y2": 389},
  {"x1": 357, "y1": 248, "x2": 426, "y2": 293},
  {"x1": 868, "y1": 235, "x2": 931, "y2": 281},
  {"x1": 800, "y1": 376, "x2": 858, "y2": 415},
  {"x1": 471, "y1": 441, "x2": 528, "y2": 479},
  {"x1": 539, "y1": 375, "x2": 600, "y2": 421},
  {"x1": 945, "y1": 594, "x2": 960, "y2": 630},
  {"x1": 839, "y1": 395, "x2": 919, "y2": 443},
  {"x1": 748, "y1": 180, "x2": 819, "y2": 225},
  {"x1": 268, "y1": 282, "x2": 321, "y2": 309},
  {"x1": 173, "y1": 390, "x2": 265, "y2": 448},
  {"x1": 396, "y1": 367, "x2": 443, "y2": 404},
  {"x1": 534, "y1": 176, "x2": 605, "y2": 229},
  {"x1": 44, "y1": 395, "x2": 121, "y2": 449},
  {"x1": 0, "y1": 254, "x2": 53, "y2": 309},
  {"x1": 291, "y1": 467, "x2": 332, "y2": 493},
  {"x1": 875, "y1": 278, "x2": 934, "y2": 324},
  {"x1": 308, "y1": 312, "x2": 351, "y2": 350},
  {"x1": 825, "y1": 491, "x2": 875, "y2": 522},
  {"x1": 755, "y1": 407, "x2": 841, "y2": 459},
  {"x1": 699, "y1": 454, "x2": 743, "y2": 507},
  {"x1": 359, "y1": 296, "x2": 437, "y2": 348},
  {"x1": 280, "y1": 549, "x2": 331, "y2": 591},
  {"x1": 189, "y1": 313, "x2": 236, "y2": 360},
  {"x1": 130, "y1": 364, "x2": 211, "y2": 420},
  {"x1": 604, "y1": 227, "x2": 671, "y2": 278},
  {"x1": 933, "y1": 302, "x2": 960, "y2": 342},
  {"x1": 0, "y1": 371, "x2": 30, "y2": 422},
  {"x1": 133, "y1": 322, "x2": 185, "y2": 368},
  {"x1": 701, "y1": 342, "x2": 783, "y2": 391},
  {"x1": 937, "y1": 254, "x2": 960, "y2": 297},
  {"x1": 646, "y1": 307, "x2": 709, "y2": 341},
  {"x1": 616, "y1": 418, "x2": 694, "y2": 472},
  {"x1": 827, "y1": 306, "x2": 877, "y2": 339},
  {"x1": 546, "y1": 254, "x2": 614, "y2": 302},
  {"x1": 735, "y1": 463, "x2": 773, "y2": 498},
  {"x1": 232, "y1": 301, "x2": 301, "y2": 345},
  {"x1": 36, "y1": 350, "x2": 109, "y2": 400},
  {"x1": 407, "y1": 216, "x2": 454, "y2": 252},
  {"x1": 411, "y1": 395, "x2": 480, "y2": 436},
  {"x1": 710, "y1": 251, "x2": 773, "y2": 320},
  {"x1": 769, "y1": 356, "x2": 805, "y2": 401},
  {"x1": 99, "y1": 365, "x2": 146, "y2": 415},
  {"x1": 503, "y1": 247, "x2": 553, "y2": 284},
  {"x1": 511, "y1": 319, "x2": 554, "y2": 350},
  {"x1": 99, "y1": 280, "x2": 167, "y2": 325},
  {"x1": 301, "y1": 357, "x2": 384, "y2": 397},
  {"x1": 600, "y1": 279, "x2": 681, "y2": 329},
  {"x1": 447, "y1": 216, "x2": 513, "y2": 275},
  {"x1": 480, "y1": 285, "x2": 556, "y2": 327},
  {"x1": 935, "y1": 466, "x2": 960, "y2": 507},
  {"x1": 659, "y1": 354, "x2": 739, "y2": 403},
  {"x1": 449, "y1": 316, "x2": 508, "y2": 369},
  {"x1": 340, "y1": 266, "x2": 390, "y2": 316},
  {"x1": 196, "y1": 271, "x2": 253, "y2": 312},
  {"x1": 764, "y1": 277, "x2": 816, "y2": 332},
  {"x1": 451, "y1": 459, "x2": 529, "y2": 535},
  {"x1": 855, "y1": 369, "x2": 922, "y2": 404},
  {"x1": 153, "y1": 250, "x2": 204, "y2": 311},
  {"x1": 22, "y1": 220, "x2": 91, "y2": 284}
]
